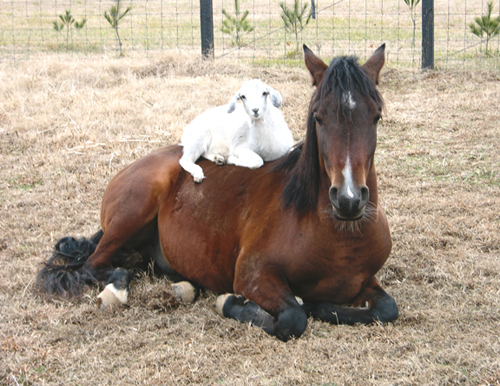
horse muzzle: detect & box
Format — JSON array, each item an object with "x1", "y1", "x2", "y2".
[{"x1": 329, "y1": 185, "x2": 369, "y2": 221}]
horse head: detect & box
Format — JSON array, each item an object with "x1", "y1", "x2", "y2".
[{"x1": 303, "y1": 44, "x2": 385, "y2": 221}]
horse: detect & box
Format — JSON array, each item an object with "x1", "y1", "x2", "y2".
[{"x1": 37, "y1": 44, "x2": 398, "y2": 341}]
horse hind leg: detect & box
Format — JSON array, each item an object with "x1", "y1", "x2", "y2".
[
  {"x1": 92, "y1": 223, "x2": 164, "y2": 308},
  {"x1": 39, "y1": 194, "x2": 160, "y2": 301}
]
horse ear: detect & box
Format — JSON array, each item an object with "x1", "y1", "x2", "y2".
[
  {"x1": 267, "y1": 86, "x2": 282, "y2": 108},
  {"x1": 363, "y1": 44, "x2": 386, "y2": 85},
  {"x1": 303, "y1": 44, "x2": 328, "y2": 87}
]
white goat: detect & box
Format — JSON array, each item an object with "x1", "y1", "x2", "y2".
[{"x1": 179, "y1": 79, "x2": 294, "y2": 183}]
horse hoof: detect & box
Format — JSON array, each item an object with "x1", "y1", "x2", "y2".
[
  {"x1": 97, "y1": 283, "x2": 128, "y2": 309},
  {"x1": 96, "y1": 268, "x2": 131, "y2": 309},
  {"x1": 171, "y1": 281, "x2": 197, "y2": 304},
  {"x1": 214, "y1": 294, "x2": 232, "y2": 316},
  {"x1": 214, "y1": 293, "x2": 245, "y2": 316}
]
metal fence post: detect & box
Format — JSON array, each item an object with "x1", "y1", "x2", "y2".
[
  {"x1": 422, "y1": 0, "x2": 434, "y2": 70},
  {"x1": 200, "y1": 0, "x2": 214, "y2": 59}
]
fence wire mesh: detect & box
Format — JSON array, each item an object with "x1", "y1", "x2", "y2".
[{"x1": 1, "y1": 0, "x2": 499, "y2": 69}]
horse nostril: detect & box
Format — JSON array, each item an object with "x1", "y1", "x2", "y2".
[
  {"x1": 359, "y1": 186, "x2": 370, "y2": 209},
  {"x1": 329, "y1": 186, "x2": 340, "y2": 209}
]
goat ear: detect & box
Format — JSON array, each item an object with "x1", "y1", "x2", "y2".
[
  {"x1": 363, "y1": 43, "x2": 385, "y2": 85},
  {"x1": 227, "y1": 92, "x2": 240, "y2": 113},
  {"x1": 267, "y1": 87, "x2": 282, "y2": 108},
  {"x1": 304, "y1": 44, "x2": 328, "y2": 87}
]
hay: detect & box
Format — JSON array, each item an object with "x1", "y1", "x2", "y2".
[{"x1": 1, "y1": 52, "x2": 499, "y2": 385}]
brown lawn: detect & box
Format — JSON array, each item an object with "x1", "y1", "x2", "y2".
[{"x1": 1, "y1": 51, "x2": 499, "y2": 385}]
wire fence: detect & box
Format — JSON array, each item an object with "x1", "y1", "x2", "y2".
[{"x1": 1, "y1": 0, "x2": 499, "y2": 69}]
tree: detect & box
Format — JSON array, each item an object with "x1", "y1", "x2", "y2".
[
  {"x1": 221, "y1": 0, "x2": 255, "y2": 47},
  {"x1": 402, "y1": 0, "x2": 420, "y2": 48},
  {"x1": 469, "y1": 1, "x2": 500, "y2": 55},
  {"x1": 104, "y1": 0, "x2": 132, "y2": 57},
  {"x1": 53, "y1": 10, "x2": 87, "y2": 50},
  {"x1": 280, "y1": 0, "x2": 312, "y2": 54}
]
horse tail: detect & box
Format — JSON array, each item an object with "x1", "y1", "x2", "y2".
[{"x1": 36, "y1": 230, "x2": 104, "y2": 297}]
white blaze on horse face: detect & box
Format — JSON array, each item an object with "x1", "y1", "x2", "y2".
[
  {"x1": 342, "y1": 91, "x2": 357, "y2": 110},
  {"x1": 342, "y1": 153, "x2": 355, "y2": 198}
]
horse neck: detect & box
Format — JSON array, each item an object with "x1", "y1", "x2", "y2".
[{"x1": 366, "y1": 163, "x2": 379, "y2": 206}]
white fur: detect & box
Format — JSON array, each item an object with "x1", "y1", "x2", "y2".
[
  {"x1": 343, "y1": 91, "x2": 357, "y2": 110},
  {"x1": 96, "y1": 283, "x2": 128, "y2": 309},
  {"x1": 171, "y1": 281, "x2": 197, "y2": 304},
  {"x1": 179, "y1": 79, "x2": 294, "y2": 183}
]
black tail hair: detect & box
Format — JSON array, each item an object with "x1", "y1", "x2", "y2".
[{"x1": 36, "y1": 230, "x2": 103, "y2": 297}]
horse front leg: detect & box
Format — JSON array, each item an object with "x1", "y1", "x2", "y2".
[
  {"x1": 214, "y1": 270, "x2": 308, "y2": 342},
  {"x1": 303, "y1": 278, "x2": 398, "y2": 325},
  {"x1": 215, "y1": 294, "x2": 307, "y2": 341}
]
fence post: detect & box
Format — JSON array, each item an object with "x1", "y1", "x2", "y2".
[
  {"x1": 200, "y1": 0, "x2": 214, "y2": 59},
  {"x1": 422, "y1": 0, "x2": 434, "y2": 69}
]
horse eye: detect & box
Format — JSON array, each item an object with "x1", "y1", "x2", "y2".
[
  {"x1": 314, "y1": 114, "x2": 323, "y2": 126},
  {"x1": 373, "y1": 115, "x2": 382, "y2": 125}
]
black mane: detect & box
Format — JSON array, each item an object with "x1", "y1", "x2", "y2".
[{"x1": 275, "y1": 55, "x2": 383, "y2": 213}]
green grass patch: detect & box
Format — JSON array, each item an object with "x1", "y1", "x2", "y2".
[{"x1": 1, "y1": 0, "x2": 499, "y2": 68}]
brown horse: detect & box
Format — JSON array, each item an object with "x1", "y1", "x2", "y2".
[{"x1": 37, "y1": 44, "x2": 398, "y2": 341}]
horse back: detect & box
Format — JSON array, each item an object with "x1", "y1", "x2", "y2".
[{"x1": 100, "y1": 145, "x2": 184, "y2": 233}]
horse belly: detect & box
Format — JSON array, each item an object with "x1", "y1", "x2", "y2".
[{"x1": 156, "y1": 167, "x2": 246, "y2": 293}]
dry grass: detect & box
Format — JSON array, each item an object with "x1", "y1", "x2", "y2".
[{"x1": 1, "y1": 51, "x2": 500, "y2": 385}]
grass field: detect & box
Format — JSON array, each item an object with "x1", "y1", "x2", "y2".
[
  {"x1": 1, "y1": 0, "x2": 499, "y2": 69},
  {"x1": 1, "y1": 49, "x2": 500, "y2": 385}
]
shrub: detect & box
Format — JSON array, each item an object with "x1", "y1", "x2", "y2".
[
  {"x1": 221, "y1": 0, "x2": 255, "y2": 47},
  {"x1": 104, "y1": 0, "x2": 132, "y2": 57},
  {"x1": 469, "y1": 1, "x2": 500, "y2": 55},
  {"x1": 53, "y1": 10, "x2": 86, "y2": 50}
]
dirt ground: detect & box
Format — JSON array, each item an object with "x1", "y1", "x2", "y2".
[{"x1": 1, "y1": 51, "x2": 499, "y2": 385}]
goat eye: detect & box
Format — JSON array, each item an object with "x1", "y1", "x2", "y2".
[
  {"x1": 240, "y1": 95, "x2": 246, "y2": 100},
  {"x1": 263, "y1": 91, "x2": 269, "y2": 96}
]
